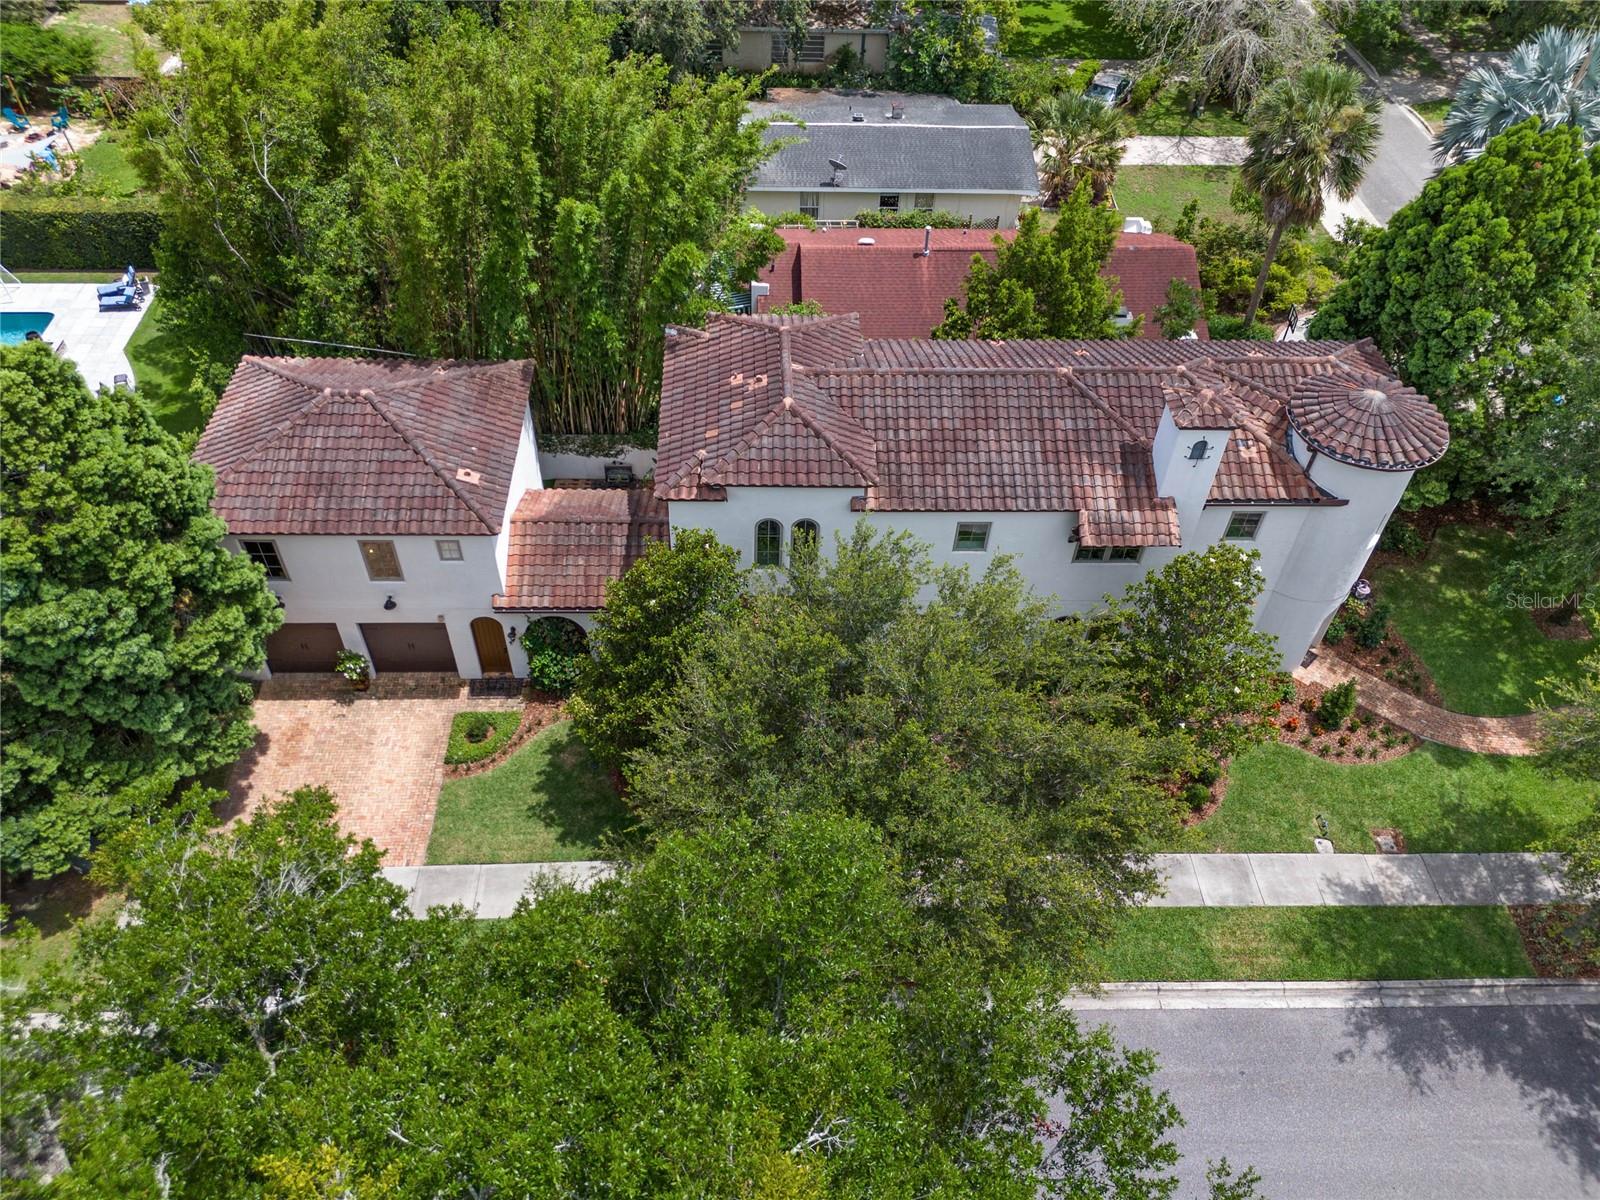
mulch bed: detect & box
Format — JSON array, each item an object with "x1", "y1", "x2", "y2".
[
  {"x1": 443, "y1": 694, "x2": 568, "y2": 779},
  {"x1": 1272, "y1": 676, "x2": 1419, "y2": 764},
  {"x1": 1325, "y1": 623, "x2": 1445, "y2": 708},
  {"x1": 1510, "y1": 904, "x2": 1600, "y2": 979},
  {"x1": 1530, "y1": 606, "x2": 1594, "y2": 641}
]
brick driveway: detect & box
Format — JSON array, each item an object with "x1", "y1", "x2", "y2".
[{"x1": 223, "y1": 674, "x2": 522, "y2": 866}]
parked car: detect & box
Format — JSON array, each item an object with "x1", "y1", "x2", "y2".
[{"x1": 1085, "y1": 69, "x2": 1133, "y2": 107}]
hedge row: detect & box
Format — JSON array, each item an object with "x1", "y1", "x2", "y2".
[{"x1": 0, "y1": 195, "x2": 161, "y2": 269}]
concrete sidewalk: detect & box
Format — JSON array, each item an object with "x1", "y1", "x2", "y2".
[
  {"x1": 387, "y1": 852, "x2": 1565, "y2": 917},
  {"x1": 1066, "y1": 978, "x2": 1600, "y2": 1010}
]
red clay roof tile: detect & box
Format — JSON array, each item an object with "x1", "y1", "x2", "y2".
[{"x1": 495, "y1": 487, "x2": 669, "y2": 611}]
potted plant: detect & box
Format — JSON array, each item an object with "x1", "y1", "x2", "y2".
[{"x1": 334, "y1": 649, "x2": 371, "y2": 692}]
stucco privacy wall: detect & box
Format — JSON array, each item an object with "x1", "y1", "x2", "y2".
[
  {"x1": 536, "y1": 446, "x2": 658, "y2": 483},
  {"x1": 745, "y1": 189, "x2": 1026, "y2": 228},
  {"x1": 229, "y1": 533, "x2": 526, "y2": 680}
]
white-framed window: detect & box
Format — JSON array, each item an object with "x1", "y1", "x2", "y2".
[
  {"x1": 798, "y1": 192, "x2": 820, "y2": 218},
  {"x1": 878, "y1": 193, "x2": 901, "y2": 212},
  {"x1": 359, "y1": 539, "x2": 404, "y2": 581},
  {"x1": 1074, "y1": 545, "x2": 1143, "y2": 563},
  {"x1": 1225, "y1": 512, "x2": 1264, "y2": 540},
  {"x1": 913, "y1": 192, "x2": 935, "y2": 210},
  {"x1": 435, "y1": 539, "x2": 464, "y2": 562},
  {"x1": 952, "y1": 522, "x2": 991, "y2": 552},
  {"x1": 240, "y1": 539, "x2": 289, "y2": 580},
  {"x1": 755, "y1": 518, "x2": 783, "y2": 567}
]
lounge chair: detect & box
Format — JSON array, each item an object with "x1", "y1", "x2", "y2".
[
  {"x1": 96, "y1": 267, "x2": 138, "y2": 299},
  {"x1": 98, "y1": 287, "x2": 139, "y2": 312},
  {"x1": 3, "y1": 107, "x2": 28, "y2": 132},
  {"x1": 50, "y1": 105, "x2": 69, "y2": 132}
]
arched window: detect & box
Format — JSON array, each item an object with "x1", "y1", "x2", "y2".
[
  {"x1": 791, "y1": 519, "x2": 820, "y2": 558},
  {"x1": 755, "y1": 519, "x2": 783, "y2": 567}
]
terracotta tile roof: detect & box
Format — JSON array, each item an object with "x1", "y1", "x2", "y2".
[
  {"x1": 755, "y1": 228, "x2": 1207, "y2": 339},
  {"x1": 658, "y1": 324, "x2": 1444, "y2": 543},
  {"x1": 1288, "y1": 372, "x2": 1451, "y2": 471},
  {"x1": 495, "y1": 487, "x2": 669, "y2": 611},
  {"x1": 196, "y1": 357, "x2": 534, "y2": 536}
]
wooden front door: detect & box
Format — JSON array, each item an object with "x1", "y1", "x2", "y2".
[{"x1": 471, "y1": 617, "x2": 513, "y2": 676}]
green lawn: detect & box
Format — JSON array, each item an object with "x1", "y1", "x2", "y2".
[
  {"x1": 1110, "y1": 165, "x2": 1241, "y2": 231},
  {"x1": 73, "y1": 129, "x2": 143, "y2": 198},
  {"x1": 1373, "y1": 524, "x2": 1595, "y2": 716},
  {"x1": 1170, "y1": 741, "x2": 1595, "y2": 855},
  {"x1": 125, "y1": 293, "x2": 242, "y2": 437},
  {"x1": 0, "y1": 874, "x2": 117, "y2": 991},
  {"x1": 1411, "y1": 98, "x2": 1452, "y2": 132},
  {"x1": 1093, "y1": 906, "x2": 1534, "y2": 981},
  {"x1": 426, "y1": 721, "x2": 632, "y2": 865},
  {"x1": 1011, "y1": 0, "x2": 1141, "y2": 59},
  {"x1": 10, "y1": 271, "x2": 111, "y2": 283},
  {"x1": 47, "y1": 3, "x2": 146, "y2": 77},
  {"x1": 1131, "y1": 92, "x2": 1248, "y2": 137}
]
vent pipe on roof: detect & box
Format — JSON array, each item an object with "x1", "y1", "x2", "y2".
[
  {"x1": 919, "y1": 225, "x2": 932, "y2": 257},
  {"x1": 857, "y1": 237, "x2": 876, "y2": 246}
]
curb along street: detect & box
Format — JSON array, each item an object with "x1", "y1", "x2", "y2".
[{"x1": 1065, "y1": 978, "x2": 1600, "y2": 1010}]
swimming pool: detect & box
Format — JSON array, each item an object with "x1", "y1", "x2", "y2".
[{"x1": 0, "y1": 311, "x2": 55, "y2": 345}]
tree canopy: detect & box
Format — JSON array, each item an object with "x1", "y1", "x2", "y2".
[
  {"x1": 1436, "y1": 25, "x2": 1600, "y2": 162},
  {"x1": 624, "y1": 525, "x2": 1190, "y2": 977},
  {"x1": 1308, "y1": 120, "x2": 1600, "y2": 493},
  {"x1": 934, "y1": 190, "x2": 1122, "y2": 340},
  {"x1": 3, "y1": 787, "x2": 1259, "y2": 1197},
  {"x1": 129, "y1": 0, "x2": 779, "y2": 434},
  {"x1": 0, "y1": 344, "x2": 279, "y2": 879}
]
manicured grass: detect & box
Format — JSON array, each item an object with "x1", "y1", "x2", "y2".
[
  {"x1": 1093, "y1": 906, "x2": 1534, "y2": 981},
  {"x1": 1011, "y1": 0, "x2": 1141, "y2": 59},
  {"x1": 1109, "y1": 165, "x2": 1242, "y2": 230},
  {"x1": 125, "y1": 294, "x2": 243, "y2": 437},
  {"x1": 426, "y1": 721, "x2": 631, "y2": 865},
  {"x1": 73, "y1": 129, "x2": 143, "y2": 198},
  {"x1": 47, "y1": 3, "x2": 145, "y2": 77},
  {"x1": 9, "y1": 271, "x2": 111, "y2": 283},
  {"x1": 1132, "y1": 92, "x2": 1248, "y2": 137},
  {"x1": 1411, "y1": 98, "x2": 1453, "y2": 132},
  {"x1": 445, "y1": 711, "x2": 522, "y2": 765},
  {"x1": 1373, "y1": 524, "x2": 1595, "y2": 716},
  {"x1": 1170, "y1": 742, "x2": 1595, "y2": 855},
  {"x1": 0, "y1": 874, "x2": 117, "y2": 991}
]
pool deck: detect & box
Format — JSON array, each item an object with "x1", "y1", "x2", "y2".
[{"x1": 0, "y1": 282, "x2": 147, "y2": 392}]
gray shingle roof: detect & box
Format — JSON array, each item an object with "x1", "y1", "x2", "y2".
[{"x1": 748, "y1": 91, "x2": 1038, "y2": 194}]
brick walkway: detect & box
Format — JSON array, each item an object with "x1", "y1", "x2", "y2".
[
  {"x1": 1295, "y1": 654, "x2": 1542, "y2": 756},
  {"x1": 223, "y1": 674, "x2": 523, "y2": 867}
]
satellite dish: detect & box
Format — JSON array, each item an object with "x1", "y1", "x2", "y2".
[{"x1": 828, "y1": 158, "x2": 848, "y2": 172}]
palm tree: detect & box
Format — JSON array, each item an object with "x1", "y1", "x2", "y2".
[
  {"x1": 1028, "y1": 91, "x2": 1134, "y2": 207},
  {"x1": 1436, "y1": 26, "x2": 1600, "y2": 162},
  {"x1": 1239, "y1": 63, "x2": 1380, "y2": 328}
]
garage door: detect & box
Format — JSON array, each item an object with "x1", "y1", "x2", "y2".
[
  {"x1": 265, "y1": 623, "x2": 344, "y2": 673},
  {"x1": 359, "y1": 623, "x2": 459, "y2": 674}
]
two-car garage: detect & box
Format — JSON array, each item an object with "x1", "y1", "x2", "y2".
[{"x1": 264, "y1": 622, "x2": 459, "y2": 675}]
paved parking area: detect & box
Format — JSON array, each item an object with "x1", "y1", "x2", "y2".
[{"x1": 225, "y1": 674, "x2": 521, "y2": 867}]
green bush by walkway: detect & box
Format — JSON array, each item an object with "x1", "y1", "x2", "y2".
[
  {"x1": 1170, "y1": 741, "x2": 1595, "y2": 854},
  {"x1": 444, "y1": 711, "x2": 521, "y2": 765},
  {"x1": 1373, "y1": 524, "x2": 1594, "y2": 716},
  {"x1": 426, "y1": 720, "x2": 630, "y2": 865},
  {"x1": 1093, "y1": 906, "x2": 1534, "y2": 981}
]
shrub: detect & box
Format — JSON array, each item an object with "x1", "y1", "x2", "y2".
[
  {"x1": 1282, "y1": 716, "x2": 1300, "y2": 732},
  {"x1": 1276, "y1": 676, "x2": 1296, "y2": 704},
  {"x1": 1337, "y1": 734, "x2": 1351, "y2": 748},
  {"x1": 0, "y1": 21, "x2": 97, "y2": 105},
  {"x1": 854, "y1": 208, "x2": 977, "y2": 229},
  {"x1": 1206, "y1": 313, "x2": 1274, "y2": 340},
  {"x1": 1316, "y1": 680, "x2": 1357, "y2": 730},
  {"x1": 333, "y1": 650, "x2": 369, "y2": 683},
  {"x1": 758, "y1": 209, "x2": 818, "y2": 230},
  {"x1": 1324, "y1": 616, "x2": 1348, "y2": 644},
  {"x1": 1353, "y1": 600, "x2": 1392, "y2": 649},
  {"x1": 1379, "y1": 518, "x2": 1426, "y2": 557},
  {"x1": 1066, "y1": 58, "x2": 1103, "y2": 94},
  {"x1": 445, "y1": 710, "x2": 521, "y2": 765},
  {"x1": 1195, "y1": 761, "x2": 1222, "y2": 786},
  {"x1": 1125, "y1": 70, "x2": 1163, "y2": 112},
  {"x1": 0, "y1": 195, "x2": 162, "y2": 269},
  {"x1": 1183, "y1": 782, "x2": 1212, "y2": 812}
]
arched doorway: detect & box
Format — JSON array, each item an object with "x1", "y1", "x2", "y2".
[{"x1": 471, "y1": 617, "x2": 513, "y2": 676}]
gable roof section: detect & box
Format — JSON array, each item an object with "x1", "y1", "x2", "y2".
[
  {"x1": 755, "y1": 228, "x2": 1207, "y2": 340},
  {"x1": 196, "y1": 357, "x2": 534, "y2": 536},
  {"x1": 495, "y1": 487, "x2": 669, "y2": 612},
  {"x1": 658, "y1": 323, "x2": 1444, "y2": 544}
]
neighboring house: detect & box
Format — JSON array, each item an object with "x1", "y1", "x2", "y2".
[
  {"x1": 753, "y1": 224, "x2": 1208, "y2": 338},
  {"x1": 655, "y1": 313, "x2": 1450, "y2": 671},
  {"x1": 195, "y1": 357, "x2": 664, "y2": 679},
  {"x1": 745, "y1": 90, "x2": 1039, "y2": 228},
  {"x1": 721, "y1": 25, "x2": 890, "y2": 73}
]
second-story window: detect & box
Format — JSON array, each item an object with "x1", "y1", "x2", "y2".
[
  {"x1": 792, "y1": 519, "x2": 820, "y2": 557},
  {"x1": 1225, "y1": 512, "x2": 1264, "y2": 540},
  {"x1": 953, "y1": 522, "x2": 991, "y2": 552},
  {"x1": 359, "y1": 540, "x2": 404, "y2": 581},
  {"x1": 435, "y1": 539, "x2": 464, "y2": 562},
  {"x1": 913, "y1": 192, "x2": 935, "y2": 210},
  {"x1": 878, "y1": 193, "x2": 901, "y2": 212},
  {"x1": 754, "y1": 519, "x2": 783, "y2": 567},
  {"x1": 241, "y1": 539, "x2": 289, "y2": 580},
  {"x1": 798, "y1": 192, "x2": 820, "y2": 219}
]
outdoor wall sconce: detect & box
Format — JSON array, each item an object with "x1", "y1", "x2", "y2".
[
  {"x1": 383, "y1": 595, "x2": 397, "y2": 611},
  {"x1": 507, "y1": 626, "x2": 519, "y2": 642}
]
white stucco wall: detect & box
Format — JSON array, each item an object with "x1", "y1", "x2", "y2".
[
  {"x1": 746, "y1": 189, "x2": 1025, "y2": 228},
  {"x1": 537, "y1": 446, "x2": 657, "y2": 484},
  {"x1": 495, "y1": 408, "x2": 545, "y2": 582},
  {"x1": 722, "y1": 29, "x2": 889, "y2": 72}
]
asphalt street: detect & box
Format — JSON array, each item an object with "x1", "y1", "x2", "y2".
[
  {"x1": 1357, "y1": 104, "x2": 1438, "y2": 225},
  {"x1": 1059, "y1": 1005, "x2": 1600, "y2": 1199}
]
